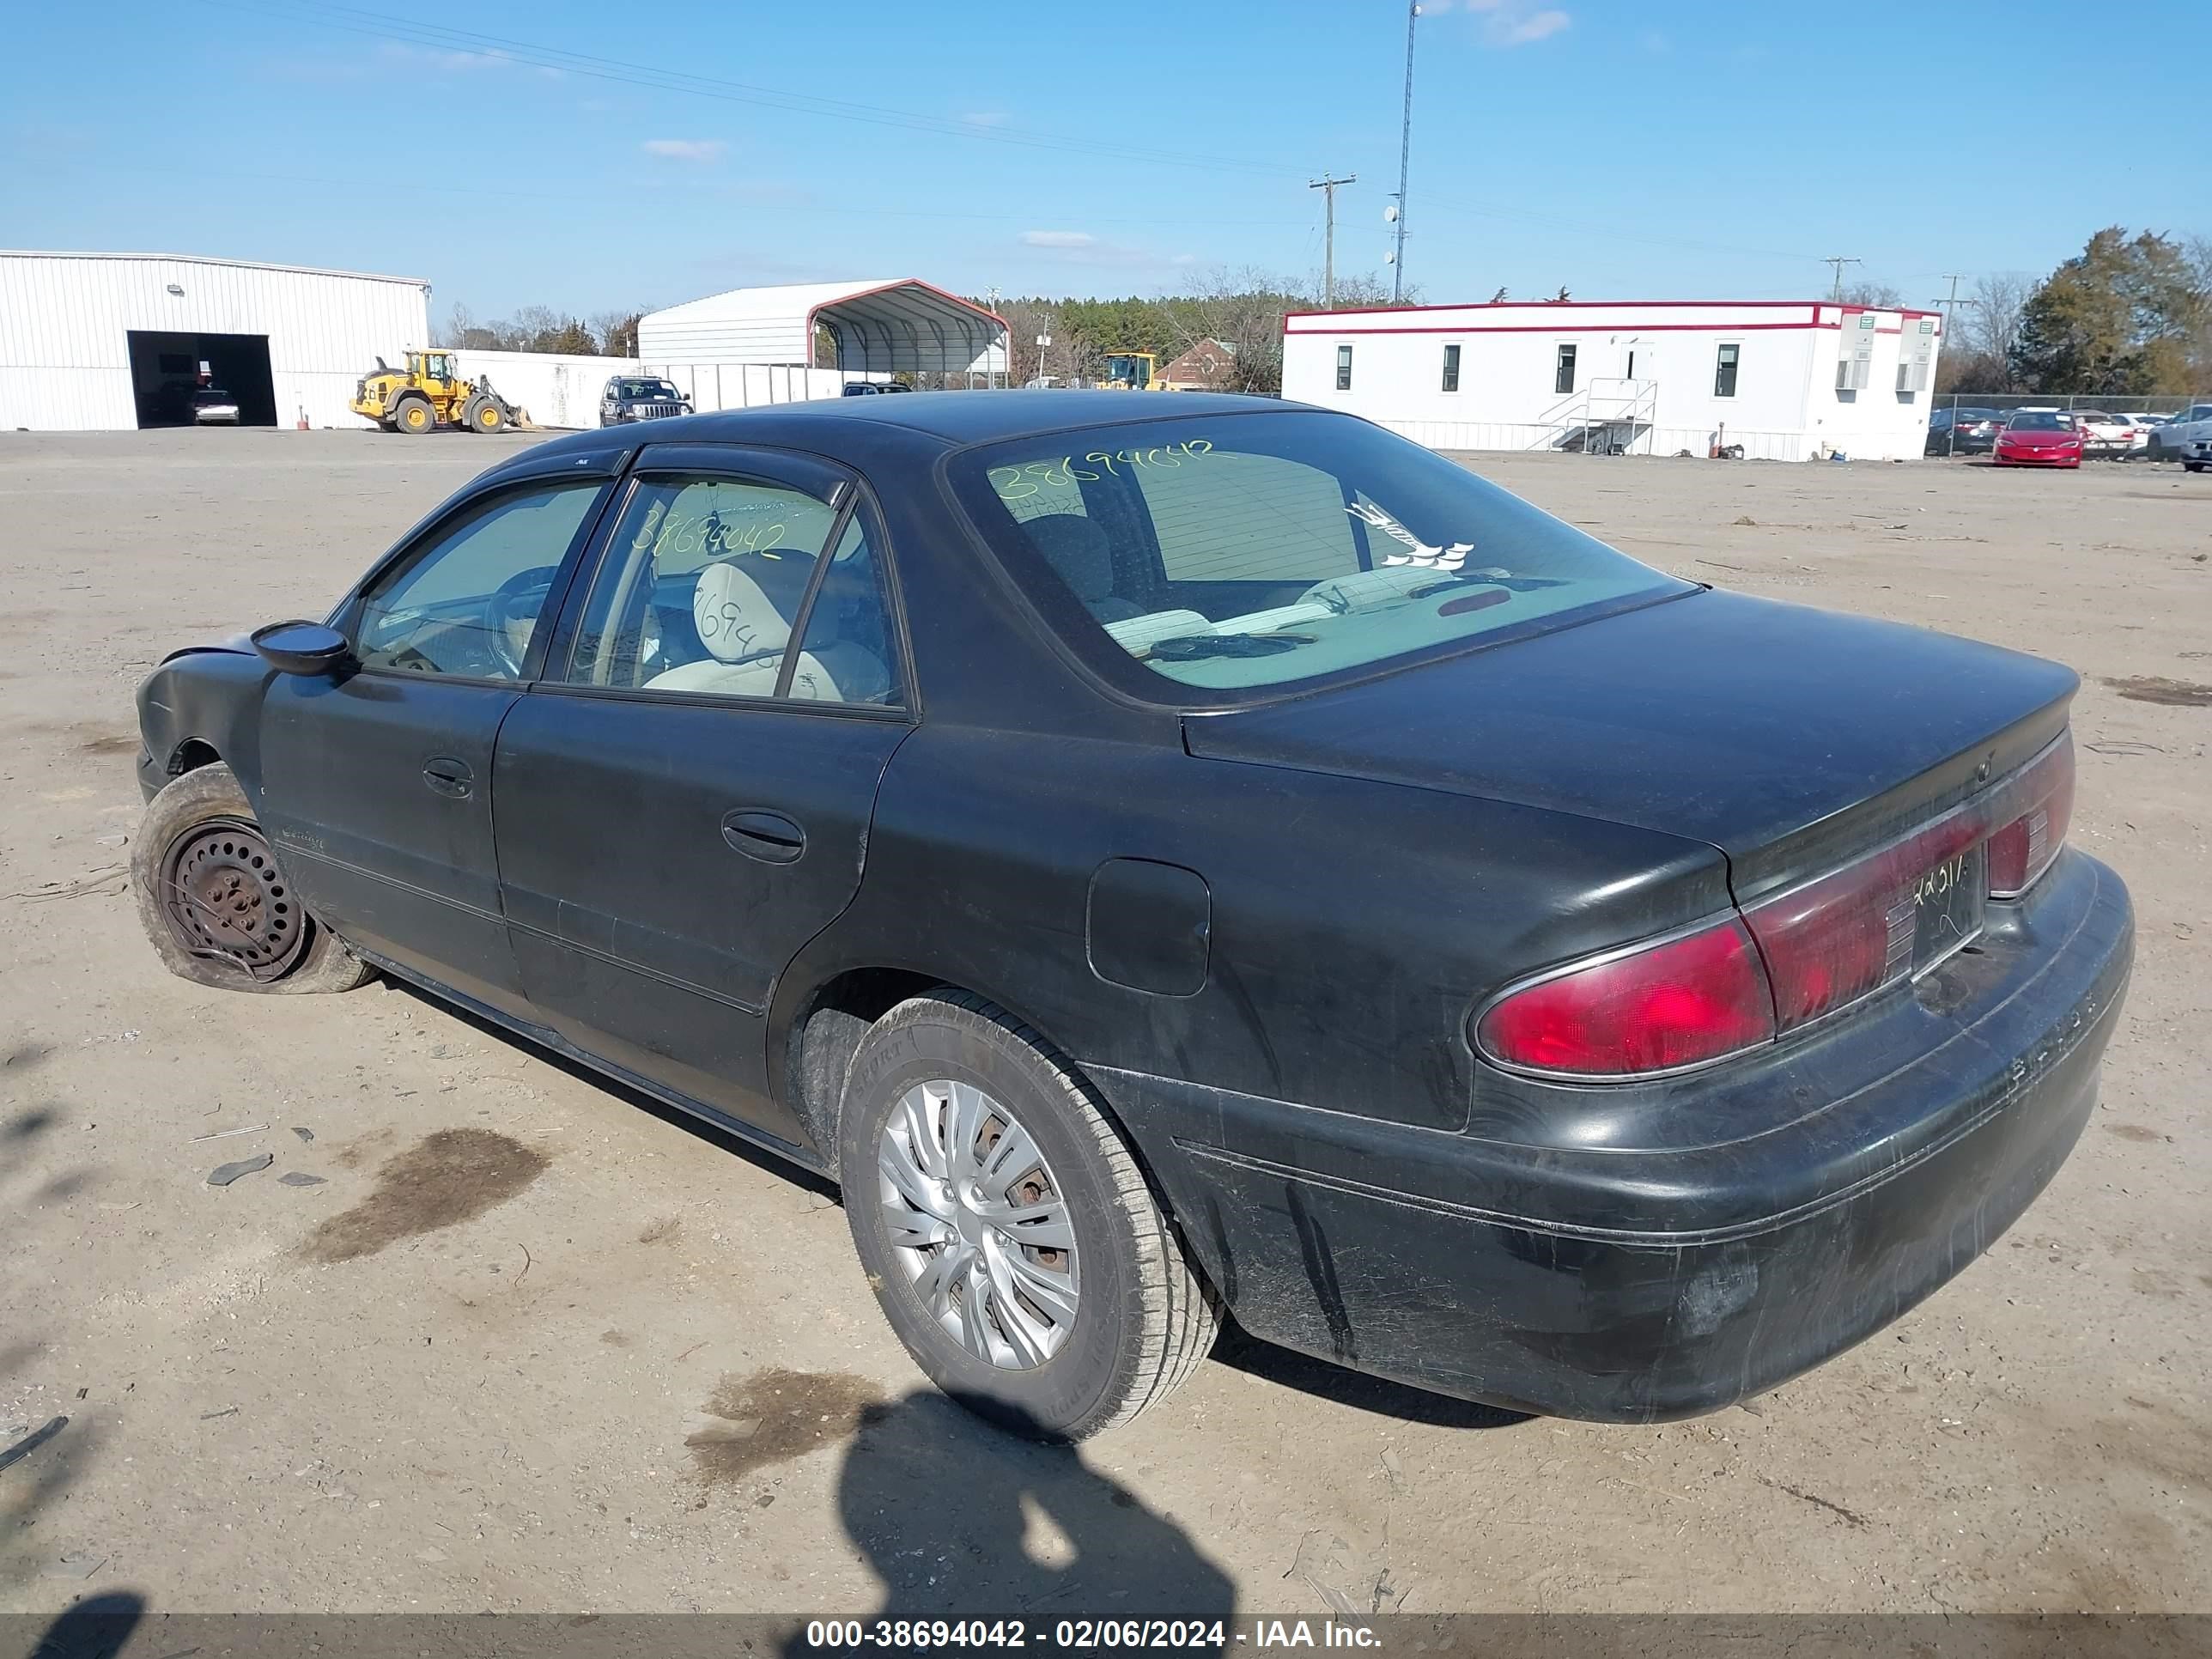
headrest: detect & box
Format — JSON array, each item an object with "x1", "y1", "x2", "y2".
[
  {"x1": 693, "y1": 560, "x2": 792, "y2": 663},
  {"x1": 1023, "y1": 514, "x2": 1116, "y2": 605}
]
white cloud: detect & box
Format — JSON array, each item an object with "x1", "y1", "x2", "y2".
[
  {"x1": 1461, "y1": 1, "x2": 1571, "y2": 46},
  {"x1": 642, "y1": 139, "x2": 727, "y2": 162},
  {"x1": 1018, "y1": 230, "x2": 1186, "y2": 270}
]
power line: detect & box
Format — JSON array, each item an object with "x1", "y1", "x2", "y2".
[
  {"x1": 201, "y1": 0, "x2": 1304, "y2": 181},
  {"x1": 58, "y1": 159, "x2": 1311, "y2": 229}
]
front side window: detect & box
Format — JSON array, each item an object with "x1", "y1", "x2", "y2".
[
  {"x1": 1442, "y1": 343, "x2": 1462, "y2": 392},
  {"x1": 1554, "y1": 343, "x2": 1577, "y2": 394},
  {"x1": 562, "y1": 473, "x2": 896, "y2": 705},
  {"x1": 952, "y1": 411, "x2": 1688, "y2": 702},
  {"x1": 1714, "y1": 343, "x2": 1740, "y2": 398},
  {"x1": 354, "y1": 481, "x2": 605, "y2": 679},
  {"x1": 1335, "y1": 343, "x2": 1353, "y2": 392}
]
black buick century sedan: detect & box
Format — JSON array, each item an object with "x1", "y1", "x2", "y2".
[{"x1": 132, "y1": 392, "x2": 2132, "y2": 1438}]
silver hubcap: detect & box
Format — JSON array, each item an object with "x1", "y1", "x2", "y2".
[{"x1": 878, "y1": 1079, "x2": 1079, "y2": 1370}]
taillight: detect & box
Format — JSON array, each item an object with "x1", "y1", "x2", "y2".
[
  {"x1": 1475, "y1": 919, "x2": 1777, "y2": 1078},
  {"x1": 1477, "y1": 734, "x2": 2075, "y2": 1079},
  {"x1": 1989, "y1": 735, "x2": 2074, "y2": 896},
  {"x1": 1741, "y1": 814, "x2": 1979, "y2": 1030}
]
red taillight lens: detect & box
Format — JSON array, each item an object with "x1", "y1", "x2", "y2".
[
  {"x1": 1740, "y1": 816, "x2": 1977, "y2": 1030},
  {"x1": 1476, "y1": 919, "x2": 1777, "y2": 1078},
  {"x1": 1988, "y1": 736, "x2": 2074, "y2": 896}
]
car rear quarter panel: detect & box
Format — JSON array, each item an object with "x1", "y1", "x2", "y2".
[{"x1": 784, "y1": 720, "x2": 1731, "y2": 1136}]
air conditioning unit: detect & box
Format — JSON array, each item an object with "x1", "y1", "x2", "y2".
[{"x1": 1837, "y1": 352, "x2": 1871, "y2": 392}]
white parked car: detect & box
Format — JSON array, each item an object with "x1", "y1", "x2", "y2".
[
  {"x1": 2148, "y1": 404, "x2": 2212, "y2": 460},
  {"x1": 190, "y1": 387, "x2": 241, "y2": 426},
  {"x1": 2067, "y1": 411, "x2": 2142, "y2": 457}
]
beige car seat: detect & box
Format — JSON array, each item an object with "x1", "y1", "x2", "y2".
[{"x1": 646, "y1": 558, "x2": 883, "y2": 702}]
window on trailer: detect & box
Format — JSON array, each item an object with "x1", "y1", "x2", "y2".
[
  {"x1": 1442, "y1": 343, "x2": 1461, "y2": 392},
  {"x1": 1335, "y1": 344, "x2": 1354, "y2": 392},
  {"x1": 1715, "y1": 343, "x2": 1740, "y2": 398},
  {"x1": 1554, "y1": 344, "x2": 1577, "y2": 395}
]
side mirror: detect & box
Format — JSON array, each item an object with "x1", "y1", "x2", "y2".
[{"x1": 252, "y1": 619, "x2": 356, "y2": 678}]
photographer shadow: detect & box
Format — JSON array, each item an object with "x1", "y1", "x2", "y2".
[{"x1": 801, "y1": 1390, "x2": 1235, "y2": 1636}]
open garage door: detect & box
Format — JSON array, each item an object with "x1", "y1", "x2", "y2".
[{"x1": 126, "y1": 331, "x2": 277, "y2": 428}]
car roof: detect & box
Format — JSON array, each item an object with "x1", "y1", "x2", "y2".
[{"x1": 507, "y1": 389, "x2": 1301, "y2": 471}]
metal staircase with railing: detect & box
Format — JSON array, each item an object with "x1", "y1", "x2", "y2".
[{"x1": 1535, "y1": 377, "x2": 1660, "y2": 455}]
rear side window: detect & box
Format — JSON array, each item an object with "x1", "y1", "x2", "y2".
[{"x1": 562, "y1": 475, "x2": 896, "y2": 707}]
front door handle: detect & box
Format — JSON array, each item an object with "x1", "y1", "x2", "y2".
[
  {"x1": 422, "y1": 757, "x2": 474, "y2": 799},
  {"x1": 720, "y1": 809, "x2": 805, "y2": 864}
]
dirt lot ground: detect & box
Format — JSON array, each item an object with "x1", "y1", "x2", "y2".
[{"x1": 2, "y1": 430, "x2": 2207, "y2": 1620}]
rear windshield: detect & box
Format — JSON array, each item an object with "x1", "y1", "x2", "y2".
[{"x1": 947, "y1": 410, "x2": 1689, "y2": 702}]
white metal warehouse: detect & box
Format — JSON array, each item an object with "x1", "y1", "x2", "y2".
[
  {"x1": 1283, "y1": 299, "x2": 1943, "y2": 463},
  {"x1": 0, "y1": 251, "x2": 430, "y2": 432}
]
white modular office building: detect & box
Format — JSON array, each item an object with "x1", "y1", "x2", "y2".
[{"x1": 1283, "y1": 299, "x2": 1943, "y2": 462}]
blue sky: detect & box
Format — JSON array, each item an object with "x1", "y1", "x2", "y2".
[{"x1": 4, "y1": 0, "x2": 2206, "y2": 323}]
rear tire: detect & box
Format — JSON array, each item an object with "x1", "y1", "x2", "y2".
[
  {"x1": 133, "y1": 763, "x2": 373, "y2": 995},
  {"x1": 839, "y1": 992, "x2": 1217, "y2": 1440},
  {"x1": 392, "y1": 396, "x2": 434, "y2": 435}
]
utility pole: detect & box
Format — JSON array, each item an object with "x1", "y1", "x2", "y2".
[
  {"x1": 1391, "y1": 2, "x2": 1419, "y2": 302},
  {"x1": 1309, "y1": 173, "x2": 1356, "y2": 307},
  {"x1": 1936, "y1": 271, "x2": 1966, "y2": 337},
  {"x1": 1824, "y1": 255, "x2": 1862, "y2": 302}
]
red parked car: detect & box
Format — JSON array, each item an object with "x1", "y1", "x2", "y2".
[{"x1": 1994, "y1": 410, "x2": 2085, "y2": 469}]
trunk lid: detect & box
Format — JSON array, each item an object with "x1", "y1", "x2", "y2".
[{"x1": 1183, "y1": 588, "x2": 2075, "y2": 901}]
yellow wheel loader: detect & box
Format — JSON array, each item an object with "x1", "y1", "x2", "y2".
[
  {"x1": 349, "y1": 349, "x2": 520, "y2": 434},
  {"x1": 1099, "y1": 351, "x2": 1167, "y2": 391}
]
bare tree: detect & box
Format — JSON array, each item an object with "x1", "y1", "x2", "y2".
[
  {"x1": 1158, "y1": 266, "x2": 1302, "y2": 396},
  {"x1": 995, "y1": 297, "x2": 1064, "y2": 386},
  {"x1": 589, "y1": 309, "x2": 645, "y2": 358},
  {"x1": 1964, "y1": 272, "x2": 2032, "y2": 366},
  {"x1": 1839, "y1": 280, "x2": 1905, "y2": 308}
]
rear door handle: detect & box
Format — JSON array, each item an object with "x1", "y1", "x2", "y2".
[
  {"x1": 422, "y1": 757, "x2": 474, "y2": 799},
  {"x1": 720, "y1": 809, "x2": 805, "y2": 864}
]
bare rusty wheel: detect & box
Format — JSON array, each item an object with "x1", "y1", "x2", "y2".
[{"x1": 159, "y1": 817, "x2": 309, "y2": 980}]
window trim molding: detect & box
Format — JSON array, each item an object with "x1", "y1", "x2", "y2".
[{"x1": 543, "y1": 452, "x2": 917, "y2": 716}]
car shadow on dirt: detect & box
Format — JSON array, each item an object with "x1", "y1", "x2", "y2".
[
  {"x1": 377, "y1": 982, "x2": 1526, "y2": 1434},
  {"x1": 1209, "y1": 1325, "x2": 1529, "y2": 1430},
  {"x1": 373, "y1": 980, "x2": 838, "y2": 1201},
  {"x1": 804, "y1": 1389, "x2": 1237, "y2": 1629}
]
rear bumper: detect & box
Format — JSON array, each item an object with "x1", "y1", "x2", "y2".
[{"x1": 1093, "y1": 852, "x2": 2132, "y2": 1421}]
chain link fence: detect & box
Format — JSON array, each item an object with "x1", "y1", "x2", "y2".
[{"x1": 1927, "y1": 392, "x2": 2209, "y2": 459}]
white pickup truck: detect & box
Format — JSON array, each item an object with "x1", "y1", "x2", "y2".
[{"x1": 2148, "y1": 404, "x2": 2212, "y2": 461}]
